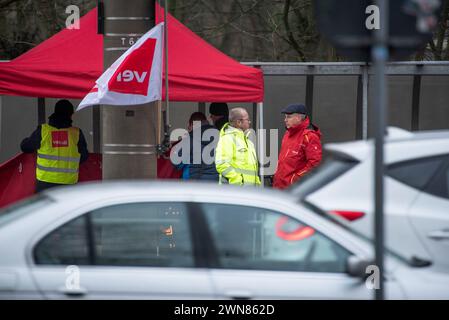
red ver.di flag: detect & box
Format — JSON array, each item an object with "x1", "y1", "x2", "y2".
[{"x1": 77, "y1": 22, "x2": 164, "y2": 111}]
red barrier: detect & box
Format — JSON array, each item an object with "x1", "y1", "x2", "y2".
[
  {"x1": 0, "y1": 153, "x2": 37, "y2": 209},
  {"x1": 0, "y1": 153, "x2": 181, "y2": 209}
]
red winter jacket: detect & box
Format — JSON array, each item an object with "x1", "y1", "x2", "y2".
[{"x1": 273, "y1": 118, "x2": 322, "y2": 189}]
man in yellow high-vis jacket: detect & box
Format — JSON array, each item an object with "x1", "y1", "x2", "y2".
[
  {"x1": 215, "y1": 107, "x2": 260, "y2": 186},
  {"x1": 21, "y1": 100, "x2": 89, "y2": 193}
]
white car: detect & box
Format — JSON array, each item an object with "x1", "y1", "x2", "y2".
[
  {"x1": 0, "y1": 181, "x2": 448, "y2": 299},
  {"x1": 290, "y1": 127, "x2": 449, "y2": 273}
]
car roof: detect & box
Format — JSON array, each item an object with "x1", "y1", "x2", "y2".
[
  {"x1": 43, "y1": 180, "x2": 298, "y2": 204},
  {"x1": 325, "y1": 127, "x2": 449, "y2": 161}
]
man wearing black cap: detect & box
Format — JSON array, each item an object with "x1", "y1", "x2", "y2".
[
  {"x1": 273, "y1": 104, "x2": 322, "y2": 189},
  {"x1": 209, "y1": 102, "x2": 229, "y2": 131},
  {"x1": 21, "y1": 99, "x2": 89, "y2": 192}
]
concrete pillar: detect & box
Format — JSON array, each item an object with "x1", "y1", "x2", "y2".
[{"x1": 102, "y1": 0, "x2": 158, "y2": 179}]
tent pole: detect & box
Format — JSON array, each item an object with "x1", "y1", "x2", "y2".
[
  {"x1": 257, "y1": 102, "x2": 264, "y2": 187},
  {"x1": 198, "y1": 102, "x2": 206, "y2": 114},
  {"x1": 362, "y1": 64, "x2": 369, "y2": 140},
  {"x1": 156, "y1": 100, "x2": 162, "y2": 146},
  {"x1": 164, "y1": 0, "x2": 170, "y2": 131},
  {"x1": 92, "y1": 105, "x2": 101, "y2": 153},
  {"x1": 37, "y1": 98, "x2": 46, "y2": 125}
]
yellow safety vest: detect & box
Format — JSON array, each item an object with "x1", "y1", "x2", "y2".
[
  {"x1": 36, "y1": 124, "x2": 81, "y2": 184},
  {"x1": 215, "y1": 123, "x2": 261, "y2": 186}
]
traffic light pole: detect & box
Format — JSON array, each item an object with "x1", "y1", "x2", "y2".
[
  {"x1": 102, "y1": 0, "x2": 158, "y2": 180},
  {"x1": 373, "y1": 0, "x2": 388, "y2": 301}
]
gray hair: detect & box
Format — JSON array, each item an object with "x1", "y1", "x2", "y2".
[{"x1": 229, "y1": 107, "x2": 247, "y2": 124}]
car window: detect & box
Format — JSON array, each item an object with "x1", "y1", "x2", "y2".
[
  {"x1": 34, "y1": 215, "x2": 89, "y2": 265},
  {"x1": 90, "y1": 202, "x2": 194, "y2": 268},
  {"x1": 201, "y1": 203, "x2": 351, "y2": 273},
  {"x1": 0, "y1": 194, "x2": 53, "y2": 229},
  {"x1": 289, "y1": 153, "x2": 358, "y2": 199},
  {"x1": 388, "y1": 156, "x2": 447, "y2": 191},
  {"x1": 425, "y1": 161, "x2": 449, "y2": 199},
  {"x1": 34, "y1": 202, "x2": 195, "y2": 268}
]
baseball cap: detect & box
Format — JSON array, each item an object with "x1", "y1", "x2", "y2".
[{"x1": 281, "y1": 104, "x2": 307, "y2": 115}]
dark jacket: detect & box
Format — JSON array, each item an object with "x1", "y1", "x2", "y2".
[
  {"x1": 173, "y1": 123, "x2": 219, "y2": 181},
  {"x1": 273, "y1": 117, "x2": 322, "y2": 189},
  {"x1": 20, "y1": 114, "x2": 89, "y2": 163},
  {"x1": 214, "y1": 117, "x2": 229, "y2": 131}
]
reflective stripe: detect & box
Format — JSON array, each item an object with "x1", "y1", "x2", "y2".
[
  {"x1": 221, "y1": 167, "x2": 234, "y2": 176},
  {"x1": 234, "y1": 167, "x2": 257, "y2": 175},
  {"x1": 36, "y1": 164, "x2": 79, "y2": 174},
  {"x1": 215, "y1": 160, "x2": 231, "y2": 165},
  {"x1": 221, "y1": 166, "x2": 257, "y2": 176},
  {"x1": 290, "y1": 169, "x2": 308, "y2": 184},
  {"x1": 38, "y1": 153, "x2": 80, "y2": 162}
]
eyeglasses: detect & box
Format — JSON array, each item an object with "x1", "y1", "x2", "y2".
[{"x1": 238, "y1": 118, "x2": 251, "y2": 123}]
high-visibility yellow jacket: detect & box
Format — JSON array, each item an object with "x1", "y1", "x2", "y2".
[
  {"x1": 215, "y1": 123, "x2": 261, "y2": 186},
  {"x1": 36, "y1": 124, "x2": 81, "y2": 184}
]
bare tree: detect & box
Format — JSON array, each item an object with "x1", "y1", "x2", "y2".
[
  {"x1": 0, "y1": 0, "x2": 95, "y2": 60},
  {"x1": 414, "y1": 0, "x2": 449, "y2": 61},
  {"x1": 429, "y1": 0, "x2": 449, "y2": 60},
  {"x1": 2, "y1": 0, "x2": 447, "y2": 62},
  {"x1": 0, "y1": 0, "x2": 19, "y2": 9}
]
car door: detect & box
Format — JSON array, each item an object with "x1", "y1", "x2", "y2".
[
  {"x1": 197, "y1": 202, "x2": 393, "y2": 299},
  {"x1": 29, "y1": 201, "x2": 215, "y2": 299},
  {"x1": 406, "y1": 156, "x2": 449, "y2": 271}
]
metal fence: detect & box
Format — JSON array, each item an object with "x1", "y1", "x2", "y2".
[
  {"x1": 1, "y1": 61, "x2": 449, "y2": 165},
  {"x1": 246, "y1": 62, "x2": 449, "y2": 143}
]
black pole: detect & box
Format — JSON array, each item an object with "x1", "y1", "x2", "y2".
[
  {"x1": 411, "y1": 74, "x2": 422, "y2": 131},
  {"x1": 198, "y1": 102, "x2": 206, "y2": 114},
  {"x1": 355, "y1": 74, "x2": 363, "y2": 140},
  {"x1": 373, "y1": 0, "x2": 388, "y2": 301},
  {"x1": 92, "y1": 105, "x2": 101, "y2": 153},
  {"x1": 37, "y1": 98, "x2": 46, "y2": 125},
  {"x1": 305, "y1": 74, "x2": 314, "y2": 122},
  {"x1": 97, "y1": 0, "x2": 104, "y2": 35}
]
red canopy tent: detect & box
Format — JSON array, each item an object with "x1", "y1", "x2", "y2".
[
  {"x1": 0, "y1": 7, "x2": 264, "y2": 102},
  {"x1": 0, "y1": 6, "x2": 265, "y2": 208}
]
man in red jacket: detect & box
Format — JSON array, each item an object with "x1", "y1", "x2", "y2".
[{"x1": 273, "y1": 104, "x2": 322, "y2": 189}]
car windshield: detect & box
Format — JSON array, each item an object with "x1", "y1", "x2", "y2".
[
  {"x1": 289, "y1": 152, "x2": 359, "y2": 200},
  {"x1": 301, "y1": 201, "x2": 431, "y2": 268},
  {"x1": 0, "y1": 194, "x2": 53, "y2": 228}
]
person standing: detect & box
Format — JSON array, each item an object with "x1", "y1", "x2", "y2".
[
  {"x1": 215, "y1": 107, "x2": 260, "y2": 186},
  {"x1": 20, "y1": 99, "x2": 89, "y2": 192},
  {"x1": 273, "y1": 104, "x2": 322, "y2": 189},
  {"x1": 171, "y1": 112, "x2": 219, "y2": 181}
]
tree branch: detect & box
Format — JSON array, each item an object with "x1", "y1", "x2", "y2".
[
  {"x1": 0, "y1": 0, "x2": 20, "y2": 9},
  {"x1": 283, "y1": 0, "x2": 306, "y2": 61},
  {"x1": 435, "y1": 0, "x2": 449, "y2": 60}
]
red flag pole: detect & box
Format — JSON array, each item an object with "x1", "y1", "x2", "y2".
[{"x1": 164, "y1": 0, "x2": 170, "y2": 130}]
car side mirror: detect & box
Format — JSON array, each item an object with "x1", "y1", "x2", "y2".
[{"x1": 346, "y1": 255, "x2": 374, "y2": 279}]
